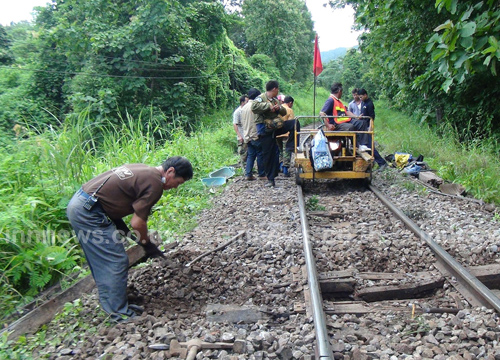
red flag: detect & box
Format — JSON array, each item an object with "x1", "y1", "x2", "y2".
[{"x1": 313, "y1": 34, "x2": 323, "y2": 77}]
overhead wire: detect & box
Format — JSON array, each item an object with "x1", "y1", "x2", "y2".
[{"x1": 0, "y1": 65, "x2": 220, "y2": 80}]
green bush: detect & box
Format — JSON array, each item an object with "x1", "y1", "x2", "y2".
[
  {"x1": 376, "y1": 100, "x2": 500, "y2": 204},
  {"x1": 0, "y1": 108, "x2": 238, "y2": 317}
]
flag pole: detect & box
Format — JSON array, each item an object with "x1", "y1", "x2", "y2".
[
  {"x1": 313, "y1": 34, "x2": 323, "y2": 123},
  {"x1": 313, "y1": 75, "x2": 317, "y2": 117}
]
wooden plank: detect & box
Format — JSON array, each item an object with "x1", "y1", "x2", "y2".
[
  {"x1": 324, "y1": 301, "x2": 459, "y2": 315},
  {"x1": 320, "y1": 278, "x2": 356, "y2": 294},
  {"x1": 319, "y1": 270, "x2": 441, "y2": 281},
  {"x1": 355, "y1": 276, "x2": 445, "y2": 302},
  {"x1": 1, "y1": 271, "x2": 83, "y2": 326},
  {"x1": 308, "y1": 211, "x2": 343, "y2": 219},
  {"x1": 205, "y1": 304, "x2": 266, "y2": 323},
  {"x1": 419, "y1": 171, "x2": 443, "y2": 186},
  {"x1": 318, "y1": 269, "x2": 357, "y2": 280},
  {"x1": 319, "y1": 266, "x2": 500, "y2": 283},
  {"x1": 358, "y1": 272, "x2": 407, "y2": 280},
  {"x1": 2, "y1": 242, "x2": 177, "y2": 340},
  {"x1": 325, "y1": 302, "x2": 401, "y2": 315},
  {"x1": 469, "y1": 264, "x2": 500, "y2": 288}
]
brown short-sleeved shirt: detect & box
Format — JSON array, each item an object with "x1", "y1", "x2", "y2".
[{"x1": 82, "y1": 164, "x2": 163, "y2": 221}]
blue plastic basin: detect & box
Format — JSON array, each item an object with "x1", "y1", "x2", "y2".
[
  {"x1": 201, "y1": 177, "x2": 226, "y2": 187},
  {"x1": 209, "y1": 167, "x2": 235, "y2": 179}
]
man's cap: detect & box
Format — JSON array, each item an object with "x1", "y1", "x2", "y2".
[{"x1": 247, "y1": 88, "x2": 261, "y2": 100}]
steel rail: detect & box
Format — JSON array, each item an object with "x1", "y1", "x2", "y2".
[
  {"x1": 370, "y1": 184, "x2": 500, "y2": 313},
  {"x1": 297, "y1": 185, "x2": 333, "y2": 359}
]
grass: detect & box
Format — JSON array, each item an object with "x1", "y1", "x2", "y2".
[
  {"x1": 0, "y1": 108, "x2": 238, "y2": 318},
  {"x1": 375, "y1": 100, "x2": 500, "y2": 205},
  {"x1": 286, "y1": 83, "x2": 330, "y2": 126}
]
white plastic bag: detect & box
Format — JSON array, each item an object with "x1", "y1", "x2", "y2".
[{"x1": 311, "y1": 129, "x2": 333, "y2": 171}]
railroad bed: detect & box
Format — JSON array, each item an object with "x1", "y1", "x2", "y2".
[{"x1": 29, "y1": 167, "x2": 500, "y2": 360}]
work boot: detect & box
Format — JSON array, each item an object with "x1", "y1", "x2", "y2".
[
  {"x1": 128, "y1": 304, "x2": 144, "y2": 314},
  {"x1": 258, "y1": 176, "x2": 267, "y2": 180},
  {"x1": 109, "y1": 311, "x2": 137, "y2": 324},
  {"x1": 264, "y1": 180, "x2": 275, "y2": 187},
  {"x1": 246, "y1": 175, "x2": 256, "y2": 181},
  {"x1": 282, "y1": 166, "x2": 290, "y2": 177}
]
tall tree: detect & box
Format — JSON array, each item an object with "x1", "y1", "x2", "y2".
[
  {"x1": 329, "y1": 0, "x2": 500, "y2": 137},
  {"x1": 31, "y1": 0, "x2": 233, "y2": 126},
  {"x1": 0, "y1": 25, "x2": 14, "y2": 65},
  {"x1": 242, "y1": 0, "x2": 315, "y2": 81}
]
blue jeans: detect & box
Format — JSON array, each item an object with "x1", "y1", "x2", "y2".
[
  {"x1": 373, "y1": 148, "x2": 387, "y2": 166},
  {"x1": 67, "y1": 189, "x2": 135, "y2": 319},
  {"x1": 245, "y1": 140, "x2": 265, "y2": 177},
  {"x1": 259, "y1": 134, "x2": 280, "y2": 181},
  {"x1": 275, "y1": 119, "x2": 301, "y2": 153}
]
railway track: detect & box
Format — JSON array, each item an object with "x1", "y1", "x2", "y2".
[
  {"x1": 7, "y1": 168, "x2": 500, "y2": 359},
  {"x1": 297, "y1": 178, "x2": 500, "y2": 359}
]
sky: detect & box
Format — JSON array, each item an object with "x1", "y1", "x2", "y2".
[
  {"x1": 0, "y1": 0, "x2": 49, "y2": 26},
  {"x1": 0, "y1": 0, "x2": 361, "y2": 51},
  {"x1": 305, "y1": 1, "x2": 362, "y2": 51}
]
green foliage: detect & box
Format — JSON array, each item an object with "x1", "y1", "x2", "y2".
[
  {"x1": 376, "y1": 100, "x2": 500, "y2": 205},
  {"x1": 319, "y1": 48, "x2": 378, "y2": 99},
  {"x1": 242, "y1": 0, "x2": 315, "y2": 81},
  {"x1": 225, "y1": 11, "x2": 248, "y2": 52},
  {"x1": 428, "y1": 0, "x2": 500, "y2": 89},
  {"x1": 229, "y1": 48, "x2": 267, "y2": 96},
  {"x1": 17, "y1": 0, "x2": 239, "y2": 129},
  {"x1": 0, "y1": 1, "x2": 318, "y2": 134},
  {"x1": 330, "y1": 0, "x2": 500, "y2": 140},
  {"x1": 248, "y1": 54, "x2": 280, "y2": 81},
  {"x1": 286, "y1": 82, "x2": 329, "y2": 118},
  {"x1": 0, "y1": 298, "x2": 101, "y2": 359},
  {"x1": 0, "y1": 25, "x2": 14, "y2": 65},
  {"x1": 404, "y1": 315, "x2": 431, "y2": 336},
  {"x1": 306, "y1": 195, "x2": 326, "y2": 211},
  {"x1": 0, "y1": 23, "x2": 52, "y2": 132}
]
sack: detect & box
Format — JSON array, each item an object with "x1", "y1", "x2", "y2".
[
  {"x1": 403, "y1": 163, "x2": 422, "y2": 177},
  {"x1": 394, "y1": 152, "x2": 412, "y2": 169},
  {"x1": 264, "y1": 118, "x2": 284, "y2": 130},
  {"x1": 311, "y1": 129, "x2": 333, "y2": 171}
]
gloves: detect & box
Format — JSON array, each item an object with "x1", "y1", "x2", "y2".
[{"x1": 140, "y1": 241, "x2": 166, "y2": 259}]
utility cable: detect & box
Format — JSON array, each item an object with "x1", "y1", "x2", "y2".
[{"x1": 0, "y1": 65, "x2": 220, "y2": 80}]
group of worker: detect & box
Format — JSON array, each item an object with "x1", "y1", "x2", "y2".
[
  {"x1": 319, "y1": 82, "x2": 388, "y2": 170},
  {"x1": 234, "y1": 81, "x2": 387, "y2": 180},
  {"x1": 232, "y1": 80, "x2": 301, "y2": 187},
  {"x1": 66, "y1": 80, "x2": 387, "y2": 325}
]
